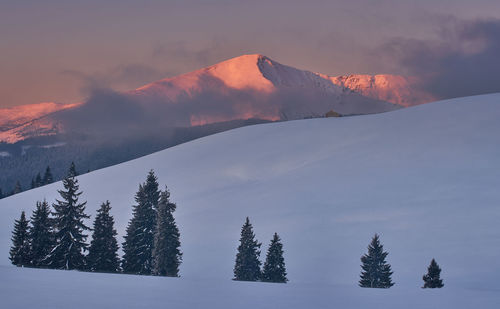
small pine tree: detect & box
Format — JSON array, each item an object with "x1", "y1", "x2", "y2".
[
  {"x1": 9, "y1": 211, "x2": 31, "y2": 267},
  {"x1": 122, "y1": 170, "x2": 160, "y2": 275},
  {"x1": 87, "y1": 201, "x2": 120, "y2": 273},
  {"x1": 233, "y1": 217, "x2": 262, "y2": 281},
  {"x1": 35, "y1": 173, "x2": 43, "y2": 187},
  {"x1": 13, "y1": 181, "x2": 22, "y2": 194},
  {"x1": 31, "y1": 178, "x2": 36, "y2": 189},
  {"x1": 153, "y1": 188, "x2": 182, "y2": 277},
  {"x1": 69, "y1": 161, "x2": 78, "y2": 177},
  {"x1": 43, "y1": 166, "x2": 54, "y2": 185},
  {"x1": 29, "y1": 200, "x2": 54, "y2": 267},
  {"x1": 0, "y1": 188, "x2": 3, "y2": 199},
  {"x1": 46, "y1": 166, "x2": 90, "y2": 270},
  {"x1": 262, "y1": 233, "x2": 288, "y2": 283},
  {"x1": 422, "y1": 259, "x2": 444, "y2": 288},
  {"x1": 359, "y1": 234, "x2": 394, "y2": 288}
]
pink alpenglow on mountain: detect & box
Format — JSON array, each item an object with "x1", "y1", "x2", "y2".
[
  {"x1": 0, "y1": 54, "x2": 435, "y2": 143},
  {"x1": 0, "y1": 102, "x2": 81, "y2": 143}
]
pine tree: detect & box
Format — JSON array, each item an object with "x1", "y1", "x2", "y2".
[
  {"x1": 122, "y1": 170, "x2": 160, "y2": 275},
  {"x1": 87, "y1": 201, "x2": 120, "y2": 273},
  {"x1": 143, "y1": 170, "x2": 161, "y2": 212},
  {"x1": 9, "y1": 211, "x2": 31, "y2": 267},
  {"x1": 43, "y1": 166, "x2": 54, "y2": 185},
  {"x1": 35, "y1": 173, "x2": 43, "y2": 187},
  {"x1": 422, "y1": 258, "x2": 444, "y2": 288},
  {"x1": 46, "y1": 166, "x2": 90, "y2": 270},
  {"x1": 29, "y1": 200, "x2": 54, "y2": 267},
  {"x1": 0, "y1": 188, "x2": 3, "y2": 199},
  {"x1": 262, "y1": 233, "x2": 288, "y2": 283},
  {"x1": 31, "y1": 178, "x2": 36, "y2": 189},
  {"x1": 359, "y1": 234, "x2": 394, "y2": 288},
  {"x1": 153, "y1": 188, "x2": 182, "y2": 277},
  {"x1": 13, "y1": 181, "x2": 22, "y2": 194},
  {"x1": 69, "y1": 161, "x2": 78, "y2": 177},
  {"x1": 233, "y1": 217, "x2": 262, "y2": 281}
]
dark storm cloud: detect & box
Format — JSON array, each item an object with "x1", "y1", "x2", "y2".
[{"x1": 381, "y1": 18, "x2": 500, "y2": 99}]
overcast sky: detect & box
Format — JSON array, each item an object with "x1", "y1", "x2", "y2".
[{"x1": 1, "y1": 0, "x2": 500, "y2": 108}]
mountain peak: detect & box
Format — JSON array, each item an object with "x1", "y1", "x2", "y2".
[{"x1": 1, "y1": 54, "x2": 435, "y2": 143}]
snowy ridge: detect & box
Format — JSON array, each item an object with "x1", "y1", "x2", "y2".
[
  {"x1": 0, "y1": 102, "x2": 79, "y2": 143},
  {"x1": 0, "y1": 54, "x2": 433, "y2": 143}
]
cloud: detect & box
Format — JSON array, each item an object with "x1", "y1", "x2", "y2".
[
  {"x1": 61, "y1": 63, "x2": 175, "y2": 95},
  {"x1": 378, "y1": 17, "x2": 500, "y2": 99},
  {"x1": 151, "y1": 37, "x2": 243, "y2": 72}
]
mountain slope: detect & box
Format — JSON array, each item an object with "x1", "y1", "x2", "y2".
[
  {"x1": 0, "y1": 102, "x2": 80, "y2": 143},
  {"x1": 0, "y1": 54, "x2": 433, "y2": 143},
  {"x1": 129, "y1": 54, "x2": 415, "y2": 125},
  {"x1": 1, "y1": 94, "x2": 499, "y2": 295}
]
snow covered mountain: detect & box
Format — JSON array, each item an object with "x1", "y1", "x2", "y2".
[
  {"x1": 0, "y1": 94, "x2": 499, "y2": 308},
  {"x1": 0, "y1": 102, "x2": 80, "y2": 143},
  {"x1": 0, "y1": 54, "x2": 433, "y2": 143}
]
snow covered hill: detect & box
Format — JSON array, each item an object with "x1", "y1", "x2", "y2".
[{"x1": 1, "y1": 93, "x2": 499, "y2": 308}]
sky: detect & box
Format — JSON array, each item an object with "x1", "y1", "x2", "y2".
[{"x1": 1, "y1": 0, "x2": 500, "y2": 108}]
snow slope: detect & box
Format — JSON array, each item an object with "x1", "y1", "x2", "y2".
[{"x1": 1, "y1": 93, "x2": 499, "y2": 308}]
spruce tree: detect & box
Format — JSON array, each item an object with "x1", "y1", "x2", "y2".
[
  {"x1": 9, "y1": 211, "x2": 31, "y2": 267},
  {"x1": 0, "y1": 188, "x2": 3, "y2": 199},
  {"x1": 13, "y1": 181, "x2": 22, "y2": 194},
  {"x1": 43, "y1": 166, "x2": 54, "y2": 185},
  {"x1": 46, "y1": 166, "x2": 90, "y2": 270},
  {"x1": 233, "y1": 217, "x2": 262, "y2": 281},
  {"x1": 35, "y1": 173, "x2": 43, "y2": 187},
  {"x1": 359, "y1": 234, "x2": 394, "y2": 288},
  {"x1": 262, "y1": 233, "x2": 288, "y2": 283},
  {"x1": 153, "y1": 188, "x2": 182, "y2": 277},
  {"x1": 143, "y1": 170, "x2": 161, "y2": 212},
  {"x1": 29, "y1": 200, "x2": 54, "y2": 267},
  {"x1": 31, "y1": 178, "x2": 36, "y2": 189},
  {"x1": 122, "y1": 170, "x2": 160, "y2": 275},
  {"x1": 69, "y1": 162, "x2": 78, "y2": 177},
  {"x1": 422, "y1": 258, "x2": 444, "y2": 288},
  {"x1": 87, "y1": 201, "x2": 120, "y2": 273}
]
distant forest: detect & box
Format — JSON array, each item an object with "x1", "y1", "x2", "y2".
[{"x1": 0, "y1": 119, "x2": 270, "y2": 197}]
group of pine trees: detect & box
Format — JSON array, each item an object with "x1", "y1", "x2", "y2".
[
  {"x1": 233, "y1": 217, "x2": 288, "y2": 283},
  {"x1": 359, "y1": 234, "x2": 444, "y2": 289},
  {"x1": 30, "y1": 166, "x2": 54, "y2": 189},
  {"x1": 0, "y1": 180, "x2": 23, "y2": 199},
  {"x1": 121, "y1": 170, "x2": 182, "y2": 276},
  {"x1": 9, "y1": 163, "x2": 443, "y2": 288},
  {"x1": 9, "y1": 165, "x2": 182, "y2": 277},
  {"x1": 0, "y1": 166, "x2": 54, "y2": 200}
]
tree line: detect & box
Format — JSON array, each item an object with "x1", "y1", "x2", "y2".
[
  {"x1": 9, "y1": 163, "x2": 444, "y2": 288},
  {"x1": 0, "y1": 118, "x2": 270, "y2": 199},
  {"x1": 0, "y1": 165, "x2": 55, "y2": 200}
]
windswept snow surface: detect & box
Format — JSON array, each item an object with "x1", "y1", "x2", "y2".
[
  {"x1": 1, "y1": 266, "x2": 498, "y2": 309},
  {"x1": 1, "y1": 94, "x2": 500, "y2": 308}
]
